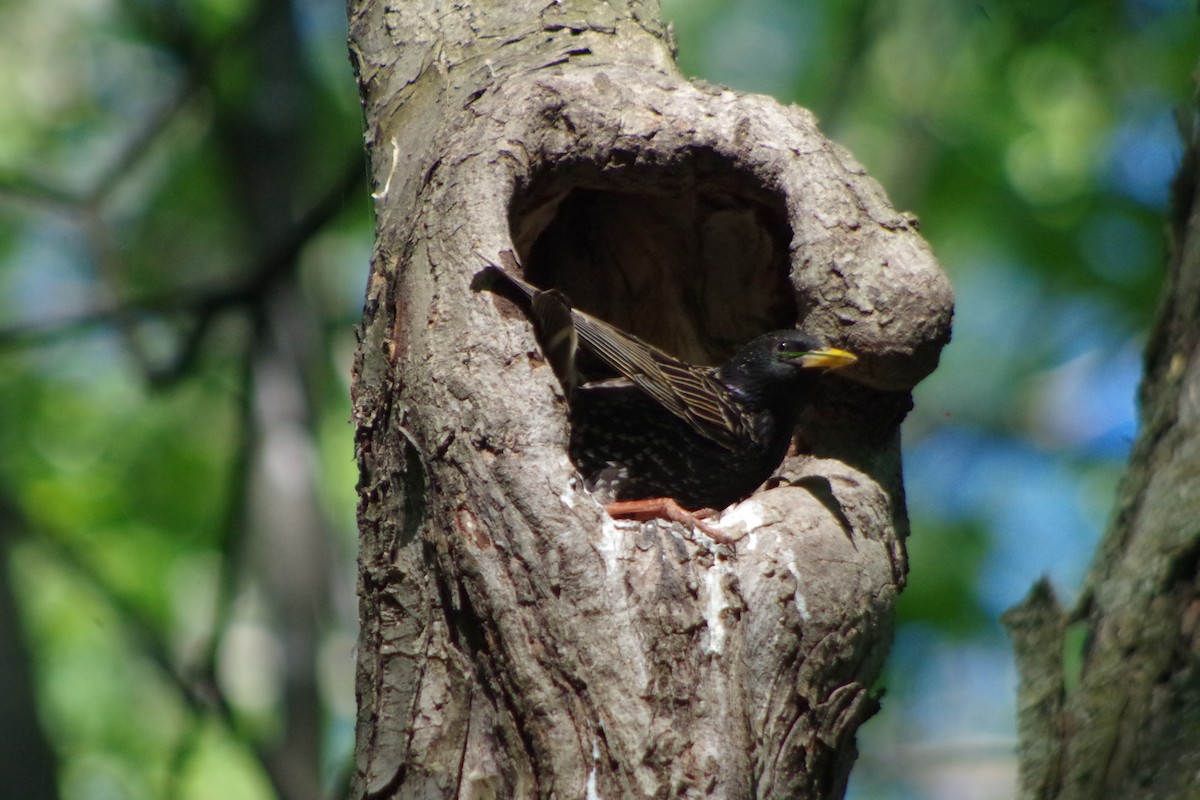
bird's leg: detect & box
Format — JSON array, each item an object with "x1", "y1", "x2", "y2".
[{"x1": 605, "y1": 499, "x2": 746, "y2": 545}]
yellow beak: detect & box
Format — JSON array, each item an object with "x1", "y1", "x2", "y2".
[{"x1": 797, "y1": 347, "x2": 857, "y2": 370}]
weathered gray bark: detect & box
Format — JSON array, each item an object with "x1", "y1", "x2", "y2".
[
  {"x1": 347, "y1": 2, "x2": 951, "y2": 798},
  {"x1": 1003, "y1": 77, "x2": 1200, "y2": 800}
]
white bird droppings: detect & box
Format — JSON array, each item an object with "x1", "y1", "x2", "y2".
[
  {"x1": 703, "y1": 562, "x2": 731, "y2": 654},
  {"x1": 586, "y1": 740, "x2": 603, "y2": 800},
  {"x1": 786, "y1": 555, "x2": 812, "y2": 621}
]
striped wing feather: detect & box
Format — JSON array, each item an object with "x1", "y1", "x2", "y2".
[
  {"x1": 475, "y1": 265, "x2": 749, "y2": 449},
  {"x1": 568, "y1": 307, "x2": 749, "y2": 450}
]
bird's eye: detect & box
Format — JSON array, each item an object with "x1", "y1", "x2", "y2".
[{"x1": 777, "y1": 341, "x2": 788, "y2": 351}]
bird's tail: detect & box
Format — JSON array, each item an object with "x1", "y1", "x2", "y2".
[
  {"x1": 472, "y1": 262, "x2": 580, "y2": 394},
  {"x1": 470, "y1": 263, "x2": 534, "y2": 308}
]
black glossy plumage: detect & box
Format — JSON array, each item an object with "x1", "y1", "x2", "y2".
[{"x1": 471, "y1": 264, "x2": 856, "y2": 511}]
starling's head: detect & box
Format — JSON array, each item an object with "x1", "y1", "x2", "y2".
[{"x1": 718, "y1": 330, "x2": 857, "y2": 406}]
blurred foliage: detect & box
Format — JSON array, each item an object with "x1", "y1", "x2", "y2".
[
  {"x1": 0, "y1": 0, "x2": 1196, "y2": 798},
  {"x1": 0, "y1": 0, "x2": 367, "y2": 796},
  {"x1": 898, "y1": 520, "x2": 991, "y2": 638},
  {"x1": 671, "y1": 0, "x2": 1190, "y2": 326}
]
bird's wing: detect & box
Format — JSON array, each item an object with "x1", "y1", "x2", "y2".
[
  {"x1": 568, "y1": 307, "x2": 749, "y2": 449},
  {"x1": 473, "y1": 264, "x2": 748, "y2": 448}
]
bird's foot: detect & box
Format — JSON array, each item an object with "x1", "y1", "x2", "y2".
[{"x1": 605, "y1": 499, "x2": 746, "y2": 545}]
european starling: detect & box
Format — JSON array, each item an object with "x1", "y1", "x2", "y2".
[{"x1": 471, "y1": 263, "x2": 857, "y2": 538}]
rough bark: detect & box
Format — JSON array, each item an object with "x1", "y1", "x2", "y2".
[
  {"x1": 346, "y1": 2, "x2": 952, "y2": 798},
  {"x1": 1003, "y1": 74, "x2": 1200, "y2": 800}
]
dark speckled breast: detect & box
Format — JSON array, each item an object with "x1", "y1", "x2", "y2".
[{"x1": 569, "y1": 380, "x2": 795, "y2": 510}]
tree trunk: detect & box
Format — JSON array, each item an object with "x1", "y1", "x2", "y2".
[
  {"x1": 0, "y1": 497, "x2": 59, "y2": 800},
  {"x1": 346, "y1": 2, "x2": 952, "y2": 798},
  {"x1": 1003, "y1": 73, "x2": 1200, "y2": 800}
]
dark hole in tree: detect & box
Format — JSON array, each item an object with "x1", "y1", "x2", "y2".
[{"x1": 508, "y1": 155, "x2": 798, "y2": 366}]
